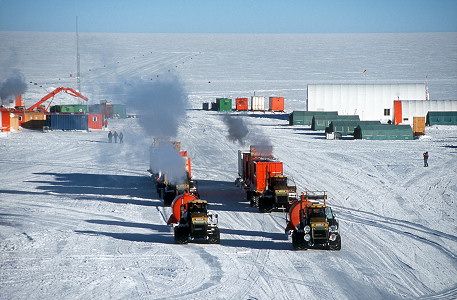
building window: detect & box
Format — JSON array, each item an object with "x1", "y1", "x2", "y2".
[
  {"x1": 93, "y1": 116, "x2": 97, "y2": 122},
  {"x1": 384, "y1": 109, "x2": 390, "y2": 116}
]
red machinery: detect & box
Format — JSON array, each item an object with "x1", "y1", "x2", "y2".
[{"x1": 28, "y1": 87, "x2": 88, "y2": 112}]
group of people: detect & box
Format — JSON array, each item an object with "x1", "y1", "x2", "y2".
[{"x1": 108, "y1": 131, "x2": 123, "y2": 144}]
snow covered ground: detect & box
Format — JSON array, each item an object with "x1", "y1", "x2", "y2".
[{"x1": 1, "y1": 32, "x2": 456, "y2": 299}]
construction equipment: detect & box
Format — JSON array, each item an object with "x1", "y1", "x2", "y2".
[
  {"x1": 28, "y1": 87, "x2": 88, "y2": 112},
  {"x1": 285, "y1": 192, "x2": 341, "y2": 250},
  {"x1": 167, "y1": 192, "x2": 220, "y2": 244},
  {"x1": 237, "y1": 145, "x2": 297, "y2": 212}
]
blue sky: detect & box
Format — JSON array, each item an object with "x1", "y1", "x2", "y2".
[{"x1": 1, "y1": 0, "x2": 456, "y2": 33}]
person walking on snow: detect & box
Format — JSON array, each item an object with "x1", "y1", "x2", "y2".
[
  {"x1": 113, "y1": 131, "x2": 119, "y2": 143},
  {"x1": 423, "y1": 151, "x2": 429, "y2": 167},
  {"x1": 119, "y1": 132, "x2": 123, "y2": 144},
  {"x1": 108, "y1": 131, "x2": 113, "y2": 143}
]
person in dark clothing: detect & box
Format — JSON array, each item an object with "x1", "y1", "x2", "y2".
[
  {"x1": 423, "y1": 151, "x2": 429, "y2": 167},
  {"x1": 108, "y1": 131, "x2": 113, "y2": 143},
  {"x1": 113, "y1": 131, "x2": 119, "y2": 143},
  {"x1": 119, "y1": 132, "x2": 123, "y2": 144}
]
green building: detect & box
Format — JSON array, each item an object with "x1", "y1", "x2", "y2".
[
  {"x1": 354, "y1": 124, "x2": 413, "y2": 140},
  {"x1": 312, "y1": 115, "x2": 360, "y2": 131},
  {"x1": 327, "y1": 120, "x2": 381, "y2": 135},
  {"x1": 426, "y1": 111, "x2": 457, "y2": 126},
  {"x1": 289, "y1": 111, "x2": 338, "y2": 126}
]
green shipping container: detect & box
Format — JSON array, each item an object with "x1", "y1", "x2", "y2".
[
  {"x1": 50, "y1": 105, "x2": 88, "y2": 113},
  {"x1": 328, "y1": 120, "x2": 381, "y2": 135},
  {"x1": 289, "y1": 111, "x2": 338, "y2": 126},
  {"x1": 216, "y1": 98, "x2": 232, "y2": 112},
  {"x1": 312, "y1": 115, "x2": 360, "y2": 131},
  {"x1": 426, "y1": 111, "x2": 457, "y2": 126},
  {"x1": 354, "y1": 124, "x2": 413, "y2": 140}
]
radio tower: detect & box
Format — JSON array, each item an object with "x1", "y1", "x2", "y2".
[{"x1": 76, "y1": 16, "x2": 81, "y2": 92}]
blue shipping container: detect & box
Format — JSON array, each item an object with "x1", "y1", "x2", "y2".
[{"x1": 46, "y1": 114, "x2": 88, "y2": 130}]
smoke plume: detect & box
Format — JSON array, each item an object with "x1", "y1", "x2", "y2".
[
  {"x1": 223, "y1": 114, "x2": 249, "y2": 145},
  {"x1": 149, "y1": 142, "x2": 186, "y2": 185},
  {"x1": 222, "y1": 113, "x2": 272, "y2": 149},
  {"x1": 0, "y1": 71, "x2": 27, "y2": 106},
  {"x1": 123, "y1": 72, "x2": 188, "y2": 139}
]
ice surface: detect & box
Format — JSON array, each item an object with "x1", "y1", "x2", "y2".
[{"x1": 0, "y1": 32, "x2": 456, "y2": 300}]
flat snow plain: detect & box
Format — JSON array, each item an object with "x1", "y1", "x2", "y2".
[{"x1": 1, "y1": 32, "x2": 456, "y2": 300}]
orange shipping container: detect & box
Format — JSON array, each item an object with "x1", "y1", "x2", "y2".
[
  {"x1": 269, "y1": 97, "x2": 284, "y2": 111},
  {"x1": 249, "y1": 160, "x2": 283, "y2": 192},
  {"x1": 413, "y1": 116, "x2": 426, "y2": 136},
  {"x1": 88, "y1": 114, "x2": 103, "y2": 130},
  {"x1": 235, "y1": 98, "x2": 249, "y2": 111}
]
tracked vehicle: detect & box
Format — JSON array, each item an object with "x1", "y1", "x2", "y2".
[
  {"x1": 167, "y1": 193, "x2": 220, "y2": 244},
  {"x1": 285, "y1": 192, "x2": 341, "y2": 250},
  {"x1": 237, "y1": 145, "x2": 297, "y2": 212}
]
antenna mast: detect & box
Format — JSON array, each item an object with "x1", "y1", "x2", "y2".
[{"x1": 76, "y1": 16, "x2": 81, "y2": 92}]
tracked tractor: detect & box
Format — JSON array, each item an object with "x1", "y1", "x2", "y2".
[
  {"x1": 167, "y1": 193, "x2": 220, "y2": 244},
  {"x1": 285, "y1": 192, "x2": 341, "y2": 250},
  {"x1": 258, "y1": 175, "x2": 297, "y2": 212}
]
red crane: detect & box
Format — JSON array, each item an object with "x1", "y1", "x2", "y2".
[{"x1": 28, "y1": 87, "x2": 89, "y2": 112}]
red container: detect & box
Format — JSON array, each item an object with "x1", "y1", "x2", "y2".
[
  {"x1": 248, "y1": 161, "x2": 283, "y2": 192},
  {"x1": 88, "y1": 114, "x2": 103, "y2": 130},
  {"x1": 269, "y1": 97, "x2": 284, "y2": 111},
  {"x1": 236, "y1": 98, "x2": 249, "y2": 111}
]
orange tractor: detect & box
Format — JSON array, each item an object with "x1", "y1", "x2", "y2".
[
  {"x1": 167, "y1": 192, "x2": 220, "y2": 244},
  {"x1": 285, "y1": 192, "x2": 341, "y2": 250}
]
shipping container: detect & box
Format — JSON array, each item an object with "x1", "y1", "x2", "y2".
[
  {"x1": 249, "y1": 161, "x2": 283, "y2": 192},
  {"x1": 50, "y1": 105, "x2": 88, "y2": 113},
  {"x1": 354, "y1": 124, "x2": 413, "y2": 140},
  {"x1": 289, "y1": 111, "x2": 338, "y2": 126},
  {"x1": 312, "y1": 114, "x2": 360, "y2": 130},
  {"x1": 202, "y1": 102, "x2": 209, "y2": 110},
  {"x1": 88, "y1": 114, "x2": 103, "y2": 130},
  {"x1": 426, "y1": 111, "x2": 457, "y2": 126},
  {"x1": 235, "y1": 98, "x2": 249, "y2": 111},
  {"x1": 1, "y1": 110, "x2": 20, "y2": 132},
  {"x1": 46, "y1": 114, "x2": 88, "y2": 130},
  {"x1": 216, "y1": 98, "x2": 232, "y2": 112},
  {"x1": 269, "y1": 97, "x2": 285, "y2": 111},
  {"x1": 251, "y1": 96, "x2": 265, "y2": 111},
  {"x1": 413, "y1": 117, "x2": 426, "y2": 136}
]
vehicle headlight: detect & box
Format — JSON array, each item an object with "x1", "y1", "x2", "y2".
[
  {"x1": 304, "y1": 225, "x2": 311, "y2": 233},
  {"x1": 304, "y1": 234, "x2": 311, "y2": 241},
  {"x1": 329, "y1": 234, "x2": 337, "y2": 241},
  {"x1": 329, "y1": 225, "x2": 338, "y2": 233}
]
